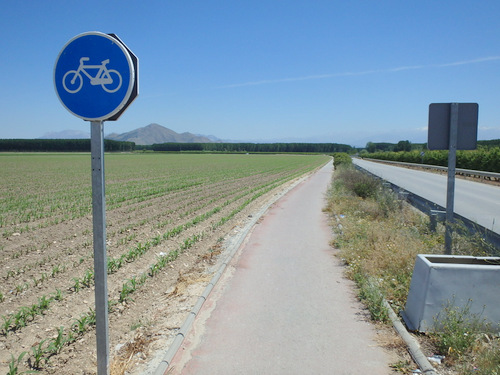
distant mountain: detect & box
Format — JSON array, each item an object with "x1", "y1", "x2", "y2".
[
  {"x1": 197, "y1": 134, "x2": 222, "y2": 142},
  {"x1": 39, "y1": 130, "x2": 89, "y2": 139},
  {"x1": 105, "y1": 124, "x2": 213, "y2": 145}
]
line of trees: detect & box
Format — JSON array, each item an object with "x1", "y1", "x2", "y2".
[
  {"x1": 364, "y1": 140, "x2": 415, "y2": 153},
  {"x1": 477, "y1": 139, "x2": 500, "y2": 148},
  {"x1": 0, "y1": 139, "x2": 135, "y2": 152},
  {"x1": 150, "y1": 142, "x2": 353, "y2": 153},
  {"x1": 0, "y1": 139, "x2": 362, "y2": 154},
  {"x1": 363, "y1": 148, "x2": 500, "y2": 173},
  {"x1": 362, "y1": 139, "x2": 500, "y2": 153},
  {"x1": 360, "y1": 138, "x2": 500, "y2": 172}
]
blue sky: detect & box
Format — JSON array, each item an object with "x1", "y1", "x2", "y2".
[{"x1": 1, "y1": 1, "x2": 500, "y2": 146}]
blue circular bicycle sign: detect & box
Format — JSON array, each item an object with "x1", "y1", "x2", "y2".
[{"x1": 54, "y1": 32, "x2": 137, "y2": 121}]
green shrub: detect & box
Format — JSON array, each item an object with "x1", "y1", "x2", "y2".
[
  {"x1": 336, "y1": 167, "x2": 380, "y2": 199},
  {"x1": 433, "y1": 299, "x2": 489, "y2": 359},
  {"x1": 332, "y1": 152, "x2": 352, "y2": 168}
]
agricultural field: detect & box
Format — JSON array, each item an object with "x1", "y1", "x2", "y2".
[{"x1": 0, "y1": 152, "x2": 330, "y2": 374}]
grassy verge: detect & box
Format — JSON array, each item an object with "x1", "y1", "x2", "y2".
[{"x1": 325, "y1": 162, "x2": 500, "y2": 374}]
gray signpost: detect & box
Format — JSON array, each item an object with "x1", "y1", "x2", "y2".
[
  {"x1": 54, "y1": 31, "x2": 138, "y2": 374},
  {"x1": 428, "y1": 103, "x2": 478, "y2": 254}
]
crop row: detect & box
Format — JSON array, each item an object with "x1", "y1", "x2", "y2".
[
  {"x1": 7, "y1": 309, "x2": 96, "y2": 374},
  {"x1": 3, "y1": 181, "x2": 279, "y2": 371},
  {"x1": 1, "y1": 170, "x2": 293, "y2": 336},
  {"x1": 0, "y1": 169, "x2": 279, "y2": 296},
  {"x1": 0, "y1": 156, "x2": 308, "y2": 276},
  {"x1": 1, "y1": 154, "x2": 322, "y2": 233}
]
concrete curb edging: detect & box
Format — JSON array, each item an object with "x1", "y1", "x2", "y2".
[
  {"x1": 153, "y1": 173, "x2": 312, "y2": 375},
  {"x1": 383, "y1": 300, "x2": 439, "y2": 375}
]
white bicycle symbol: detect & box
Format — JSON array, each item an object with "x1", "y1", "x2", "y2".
[{"x1": 62, "y1": 57, "x2": 122, "y2": 93}]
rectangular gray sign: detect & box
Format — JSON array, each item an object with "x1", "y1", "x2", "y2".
[{"x1": 428, "y1": 103, "x2": 478, "y2": 150}]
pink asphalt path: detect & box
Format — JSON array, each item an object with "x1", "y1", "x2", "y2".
[{"x1": 168, "y1": 161, "x2": 393, "y2": 374}]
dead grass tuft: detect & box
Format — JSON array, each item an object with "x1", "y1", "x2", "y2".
[{"x1": 110, "y1": 332, "x2": 153, "y2": 375}]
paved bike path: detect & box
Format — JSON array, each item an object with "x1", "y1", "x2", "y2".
[{"x1": 168, "y1": 161, "x2": 393, "y2": 374}]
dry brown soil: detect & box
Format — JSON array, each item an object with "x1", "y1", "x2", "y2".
[{"x1": 0, "y1": 170, "x2": 318, "y2": 375}]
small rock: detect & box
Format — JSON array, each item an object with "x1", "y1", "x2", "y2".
[
  {"x1": 427, "y1": 355, "x2": 445, "y2": 364},
  {"x1": 135, "y1": 352, "x2": 146, "y2": 360}
]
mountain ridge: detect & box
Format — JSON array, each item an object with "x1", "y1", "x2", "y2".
[
  {"x1": 39, "y1": 129, "x2": 90, "y2": 139},
  {"x1": 105, "y1": 123, "x2": 214, "y2": 145}
]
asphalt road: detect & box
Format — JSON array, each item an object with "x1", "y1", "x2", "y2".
[
  {"x1": 168, "y1": 161, "x2": 394, "y2": 374},
  {"x1": 353, "y1": 158, "x2": 500, "y2": 235}
]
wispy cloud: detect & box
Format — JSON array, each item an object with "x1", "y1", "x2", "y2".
[
  {"x1": 479, "y1": 125, "x2": 500, "y2": 130},
  {"x1": 435, "y1": 56, "x2": 500, "y2": 67},
  {"x1": 217, "y1": 56, "x2": 500, "y2": 89}
]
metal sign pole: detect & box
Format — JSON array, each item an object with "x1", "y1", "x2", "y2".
[
  {"x1": 90, "y1": 121, "x2": 109, "y2": 374},
  {"x1": 54, "y1": 32, "x2": 137, "y2": 375},
  {"x1": 445, "y1": 103, "x2": 459, "y2": 254}
]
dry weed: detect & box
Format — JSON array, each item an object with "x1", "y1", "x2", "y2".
[
  {"x1": 110, "y1": 332, "x2": 153, "y2": 375},
  {"x1": 329, "y1": 167, "x2": 442, "y2": 310}
]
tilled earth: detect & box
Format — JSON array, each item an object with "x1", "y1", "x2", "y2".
[{"x1": 0, "y1": 169, "x2": 313, "y2": 375}]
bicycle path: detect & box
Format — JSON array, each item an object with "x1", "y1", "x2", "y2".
[{"x1": 167, "y1": 161, "x2": 394, "y2": 374}]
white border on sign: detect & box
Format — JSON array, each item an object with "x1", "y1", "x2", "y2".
[{"x1": 53, "y1": 31, "x2": 135, "y2": 121}]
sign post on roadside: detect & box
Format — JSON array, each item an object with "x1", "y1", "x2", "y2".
[
  {"x1": 428, "y1": 103, "x2": 478, "y2": 254},
  {"x1": 54, "y1": 31, "x2": 138, "y2": 375}
]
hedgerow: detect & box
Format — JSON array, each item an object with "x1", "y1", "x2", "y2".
[{"x1": 364, "y1": 147, "x2": 500, "y2": 173}]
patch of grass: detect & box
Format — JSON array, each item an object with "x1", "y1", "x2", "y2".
[
  {"x1": 130, "y1": 317, "x2": 152, "y2": 331},
  {"x1": 327, "y1": 166, "x2": 435, "y2": 311},
  {"x1": 431, "y1": 299, "x2": 500, "y2": 373},
  {"x1": 353, "y1": 273, "x2": 389, "y2": 323},
  {"x1": 432, "y1": 299, "x2": 489, "y2": 359},
  {"x1": 460, "y1": 339, "x2": 500, "y2": 375},
  {"x1": 390, "y1": 359, "x2": 413, "y2": 373}
]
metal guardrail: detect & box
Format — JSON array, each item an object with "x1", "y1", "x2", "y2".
[
  {"x1": 360, "y1": 158, "x2": 500, "y2": 182},
  {"x1": 354, "y1": 163, "x2": 500, "y2": 254}
]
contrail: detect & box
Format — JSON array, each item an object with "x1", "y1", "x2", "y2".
[
  {"x1": 217, "y1": 56, "x2": 500, "y2": 89},
  {"x1": 435, "y1": 56, "x2": 500, "y2": 67}
]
